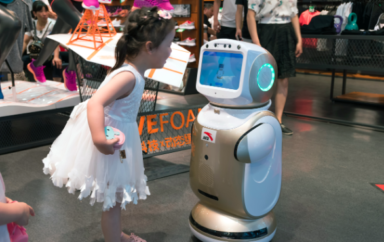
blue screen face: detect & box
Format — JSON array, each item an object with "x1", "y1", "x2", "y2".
[{"x1": 200, "y1": 51, "x2": 243, "y2": 90}]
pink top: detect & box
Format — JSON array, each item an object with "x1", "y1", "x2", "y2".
[{"x1": 0, "y1": 173, "x2": 11, "y2": 242}]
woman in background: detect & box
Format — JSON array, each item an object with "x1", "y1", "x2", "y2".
[{"x1": 247, "y1": 0, "x2": 303, "y2": 135}]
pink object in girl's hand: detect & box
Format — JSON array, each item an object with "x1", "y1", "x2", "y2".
[
  {"x1": 105, "y1": 126, "x2": 125, "y2": 150},
  {"x1": 7, "y1": 202, "x2": 28, "y2": 242}
]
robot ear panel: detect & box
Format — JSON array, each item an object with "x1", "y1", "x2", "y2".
[{"x1": 235, "y1": 123, "x2": 276, "y2": 163}]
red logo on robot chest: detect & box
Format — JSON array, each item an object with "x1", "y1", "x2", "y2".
[
  {"x1": 201, "y1": 128, "x2": 217, "y2": 143},
  {"x1": 203, "y1": 132, "x2": 213, "y2": 141}
]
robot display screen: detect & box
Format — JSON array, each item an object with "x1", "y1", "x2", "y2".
[{"x1": 200, "y1": 51, "x2": 243, "y2": 90}]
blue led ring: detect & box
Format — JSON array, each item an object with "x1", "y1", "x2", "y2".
[{"x1": 257, "y1": 64, "x2": 275, "y2": 92}]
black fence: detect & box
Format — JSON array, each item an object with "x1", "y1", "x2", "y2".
[{"x1": 297, "y1": 35, "x2": 384, "y2": 72}]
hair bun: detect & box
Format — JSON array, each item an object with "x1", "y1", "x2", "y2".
[{"x1": 110, "y1": 7, "x2": 175, "y2": 73}]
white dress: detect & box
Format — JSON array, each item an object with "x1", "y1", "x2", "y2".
[{"x1": 43, "y1": 64, "x2": 150, "y2": 211}]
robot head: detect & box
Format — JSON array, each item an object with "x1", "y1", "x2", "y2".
[{"x1": 196, "y1": 39, "x2": 277, "y2": 108}]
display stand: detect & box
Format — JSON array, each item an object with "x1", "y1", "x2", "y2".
[
  {"x1": 98, "y1": 4, "x2": 118, "y2": 37},
  {"x1": 67, "y1": 6, "x2": 116, "y2": 50}
]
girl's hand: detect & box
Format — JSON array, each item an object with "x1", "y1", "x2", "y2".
[
  {"x1": 295, "y1": 41, "x2": 303, "y2": 57},
  {"x1": 94, "y1": 138, "x2": 120, "y2": 155},
  {"x1": 235, "y1": 29, "x2": 243, "y2": 41},
  {"x1": 6, "y1": 197, "x2": 12, "y2": 203},
  {"x1": 52, "y1": 57, "x2": 62, "y2": 69},
  {"x1": 13, "y1": 202, "x2": 35, "y2": 226}
]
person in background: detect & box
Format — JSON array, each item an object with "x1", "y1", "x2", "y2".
[
  {"x1": 23, "y1": 1, "x2": 65, "y2": 82},
  {"x1": 247, "y1": 0, "x2": 303, "y2": 135},
  {"x1": 213, "y1": 0, "x2": 237, "y2": 40},
  {"x1": 204, "y1": 3, "x2": 216, "y2": 41},
  {"x1": 35, "y1": 0, "x2": 57, "y2": 19},
  {"x1": 27, "y1": 0, "x2": 82, "y2": 91},
  {"x1": 235, "y1": 0, "x2": 251, "y2": 42}
]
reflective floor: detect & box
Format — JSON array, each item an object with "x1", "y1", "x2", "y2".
[
  {"x1": 156, "y1": 73, "x2": 384, "y2": 128},
  {"x1": 283, "y1": 74, "x2": 384, "y2": 128},
  {"x1": 1, "y1": 74, "x2": 384, "y2": 242}
]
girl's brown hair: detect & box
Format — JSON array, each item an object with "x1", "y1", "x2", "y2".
[{"x1": 110, "y1": 7, "x2": 175, "y2": 72}]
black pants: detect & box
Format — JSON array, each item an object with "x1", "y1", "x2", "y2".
[{"x1": 217, "y1": 26, "x2": 237, "y2": 40}]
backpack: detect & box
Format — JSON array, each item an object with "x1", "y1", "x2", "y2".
[{"x1": 28, "y1": 21, "x2": 51, "y2": 59}]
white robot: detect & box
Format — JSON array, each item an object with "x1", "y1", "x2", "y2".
[{"x1": 189, "y1": 39, "x2": 282, "y2": 242}]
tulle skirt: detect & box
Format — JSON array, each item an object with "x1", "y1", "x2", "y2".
[{"x1": 42, "y1": 101, "x2": 150, "y2": 211}]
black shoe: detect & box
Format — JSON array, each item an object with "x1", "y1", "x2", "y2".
[{"x1": 281, "y1": 123, "x2": 293, "y2": 136}]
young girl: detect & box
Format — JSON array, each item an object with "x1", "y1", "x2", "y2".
[
  {"x1": 0, "y1": 172, "x2": 35, "y2": 242},
  {"x1": 42, "y1": 7, "x2": 175, "y2": 242}
]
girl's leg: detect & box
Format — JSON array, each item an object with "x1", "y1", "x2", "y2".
[
  {"x1": 52, "y1": 51, "x2": 69, "y2": 82},
  {"x1": 101, "y1": 203, "x2": 122, "y2": 242},
  {"x1": 274, "y1": 78, "x2": 289, "y2": 124},
  {"x1": 275, "y1": 77, "x2": 293, "y2": 135},
  {"x1": 67, "y1": 50, "x2": 76, "y2": 72}
]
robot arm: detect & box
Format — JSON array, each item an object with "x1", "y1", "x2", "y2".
[{"x1": 235, "y1": 123, "x2": 275, "y2": 163}]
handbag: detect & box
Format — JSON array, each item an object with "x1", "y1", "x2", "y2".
[
  {"x1": 6, "y1": 201, "x2": 28, "y2": 242},
  {"x1": 28, "y1": 21, "x2": 51, "y2": 59},
  {"x1": 345, "y1": 13, "x2": 359, "y2": 31}
]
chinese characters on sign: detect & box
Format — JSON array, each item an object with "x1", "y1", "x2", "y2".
[
  {"x1": 142, "y1": 134, "x2": 192, "y2": 152},
  {"x1": 138, "y1": 108, "x2": 202, "y2": 153}
]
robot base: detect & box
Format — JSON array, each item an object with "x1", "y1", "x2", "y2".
[{"x1": 189, "y1": 202, "x2": 277, "y2": 242}]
